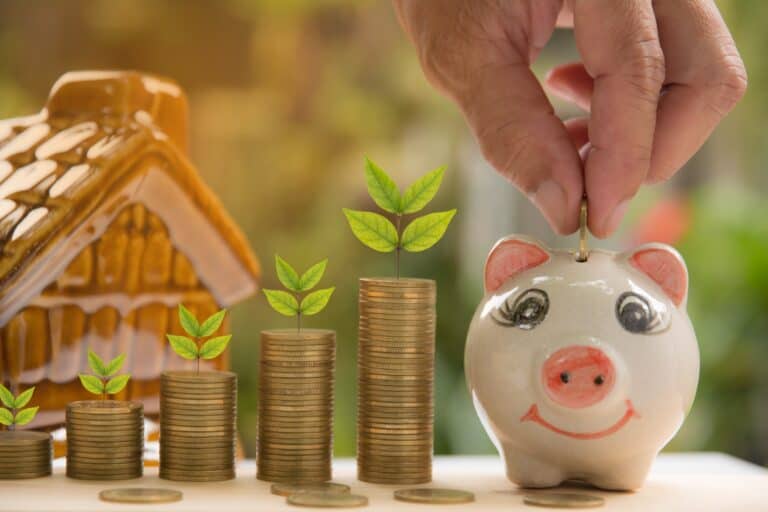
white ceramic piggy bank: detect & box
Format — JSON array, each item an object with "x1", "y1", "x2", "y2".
[{"x1": 465, "y1": 235, "x2": 698, "y2": 490}]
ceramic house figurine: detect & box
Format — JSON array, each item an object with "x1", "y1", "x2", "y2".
[
  {"x1": 0, "y1": 71, "x2": 260, "y2": 427},
  {"x1": 465, "y1": 235, "x2": 698, "y2": 490}
]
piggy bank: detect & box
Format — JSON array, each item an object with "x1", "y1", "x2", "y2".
[{"x1": 465, "y1": 235, "x2": 698, "y2": 490}]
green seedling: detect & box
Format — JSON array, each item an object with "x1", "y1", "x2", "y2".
[
  {"x1": 79, "y1": 350, "x2": 131, "y2": 400},
  {"x1": 0, "y1": 384, "x2": 38, "y2": 430},
  {"x1": 263, "y1": 255, "x2": 335, "y2": 332},
  {"x1": 167, "y1": 306, "x2": 232, "y2": 374},
  {"x1": 343, "y1": 157, "x2": 457, "y2": 277}
]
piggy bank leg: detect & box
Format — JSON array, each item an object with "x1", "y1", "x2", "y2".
[
  {"x1": 502, "y1": 448, "x2": 565, "y2": 488},
  {"x1": 588, "y1": 452, "x2": 656, "y2": 491}
]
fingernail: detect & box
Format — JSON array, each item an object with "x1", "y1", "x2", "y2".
[
  {"x1": 531, "y1": 180, "x2": 567, "y2": 233},
  {"x1": 603, "y1": 199, "x2": 630, "y2": 236}
]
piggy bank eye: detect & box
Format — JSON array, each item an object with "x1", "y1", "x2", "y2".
[
  {"x1": 616, "y1": 292, "x2": 663, "y2": 333},
  {"x1": 492, "y1": 288, "x2": 549, "y2": 329}
]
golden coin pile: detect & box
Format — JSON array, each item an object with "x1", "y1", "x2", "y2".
[
  {"x1": 0, "y1": 431, "x2": 52, "y2": 479},
  {"x1": 257, "y1": 329, "x2": 335, "y2": 484},
  {"x1": 357, "y1": 277, "x2": 435, "y2": 484},
  {"x1": 160, "y1": 371, "x2": 236, "y2": 482},
  {"x1": 66, "y1": 400, "x2": 143, "y2": 480}
]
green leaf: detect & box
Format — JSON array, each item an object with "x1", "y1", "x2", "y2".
[
  {"x1": 401, "y1": 209, "x2": 457, "y2": 252},
  {"x1": 178, "y1": 304, "x2": 201, "y2": 337},
  {"x1": 13, "y1": 387, "x2": 35, "y2": 409},
  {"x1": 400, "y1": 166, "x2": 446, "y2": 214},
  {"x1": 298, "y1": 259, "x2": 327, "y2": 292},
  {"x1": 104, "y1": 353, "x2": 126, "y2": 377},
  {"x1": 198, "y1": 309, "x2": 227, "y2": 337},
  {"x1": 275, "y1": 255, "x2": 301, "y2": 292},
  {"x1": 342, "y1": 209, "x2": 398, "y2": 253},
  {"x1": 105, "y1": 375, "x2": 130, "y2": 395},
  {"x1": 300, "y1": 287, "x2": 335, "y2": 316},
  {"x1": 14, "y1": 406, "x2": 38, "y2": 426},
  {"x1": 79, "y1": 374, "x2": 105, "y2": 395},
  {"x1": 364, "y1": 158, "x2": 401, "y2": 214},
  {"x1": 199, "y1": 335, "x2": 232, "y2": 360},
  {"x1": 263, "y1": 289, "x2": 299, "y2": 317},
  {"x1": 0, "y1": 408, "x2": 13, "y2": 426},
  {"x1": 87, "y1": 350, "x2": 108, "y2": 377},
  {"x1": 0, "y1": 384, "x2": 14, "y2": 409},
  {"x1": 167, "y1": 334, "x2": 199, "y2": 360}
]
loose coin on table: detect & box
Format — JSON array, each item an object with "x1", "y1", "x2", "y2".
[
  {"x1": 271, "y1": 482, "x2": 351, "y2": 497},
  {"x1": 99, "y1": 487, "x2": 183, "y2": 504},
  {"x1": 523, "y1": 492, "x2": 605, "y2": 509},
  {"x1": 287, "y1": 491, "x2": 369, "y2": 508},
  {"x1": 394, "y1": 488, "x2": 475, "y2": 504}
]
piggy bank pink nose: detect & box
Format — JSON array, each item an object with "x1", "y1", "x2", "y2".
[{"x1": 542, "y1": 346, "x2": 616, "y2": 408}]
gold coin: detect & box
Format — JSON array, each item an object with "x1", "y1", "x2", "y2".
[
  {"x1": 0, "y1": 447, "x2": 51, "y2": 457},
  {"x1": 287, "y1": 491, "x2": 368, "y2": 508},
  {"x1": 270, "y1": 482, "x2": 349, "y2": 497},
  {"x1": 0, "y1": 431, "x2": 51, "y2": 445},
  {"x1": 0, "y1": 470, "x2": 52, "y2": 479},
  {"x1": 159, "y1": 469, "x2": 235, "y2": 481},
  {"x1": 99, "y1": 488, "x2": 183, "y2": 504},
  {"x1": 394, "y1": 487, "x2": 475, "y2": 505},
  {"x1": 523, "y1": 493, "x2": 605, "y2": 508},
  {"x1": 258, "y1": 452, "x2": 330, "y2": 462},
  {"x1": 68, "y1": 400, "x2": 143, "y2": 414},
  {"x1": 162, "y1": 370, "x2": 236, "y2": 382},
  {"x1": 160, "y1": 437, "x2": 234, "y2": 447},
  {"x1": 68, "y1": 472, "x2": 142, "y2": 481},
  {"x1": 67, "y1": 448, "x2": 142, "y2": 458}
]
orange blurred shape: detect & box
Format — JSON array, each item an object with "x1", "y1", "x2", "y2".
[{"x1": 630, "y1": 196, "x2": 691, "y2": 247}]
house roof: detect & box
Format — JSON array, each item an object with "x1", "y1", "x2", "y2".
[{"x1": 0, "y1": 71, "x2": 260, "y2": 325}]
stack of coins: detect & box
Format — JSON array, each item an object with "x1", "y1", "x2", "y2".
[
  {"x1": 159, "y1": 371, "x2": 236, "y2": 482},
  {"x1": 66, "y1": 401, "x2": 143, "y2": 480},
  {"x1": 257, "y1": 329, "x2": 335, "y2": 483},
  {"x1": 357, "y1": 277, "x2": 435, "y2": 484},
  {"x1": 0, "y1": 431, "x2": 52, "y2": 479}
]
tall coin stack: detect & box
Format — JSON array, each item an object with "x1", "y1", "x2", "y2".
[
  {"x1": 66, "y1": 401, "x2": 143, "y2": 480},
  {"x1": 257, "y1": 329, "x2": 335, "y2": 483},
  {"x1": 357, "y1": 277, "x2": 435, "y2": 484},
  {"x1": 160, "y1": 371, "x2": 237, "y2": 482},
  {"x1": 0, "y1": 431, "x2": 52, "y2": 479}
]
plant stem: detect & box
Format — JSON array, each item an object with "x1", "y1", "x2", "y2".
[
  {"x1": 395, "y1": 214, "x2": 402, "y2": 280},
  {"x1": 101, "y1": 377, "x2": 107, "y2": 401},
  {"x1": 195, "y1": 336, "x2": 201, "y2": 374},
  {"x1": 297, "y1": 311, "x2": 302, "y2": 333},
  {"x1": 9, "y1": 408, "x2": 15, "y2": 431}
]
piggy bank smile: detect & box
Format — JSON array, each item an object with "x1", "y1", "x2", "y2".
[
  {"x1": 465, "y1": 235, "x2": 699, "y2": 490},
  {"x1": 520, "y1": 400, "x2": 639, "y2": 440}
]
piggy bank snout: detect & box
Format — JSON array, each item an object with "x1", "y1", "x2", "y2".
[{"x1": 542, "y1": 346, "x2": 616, "y2": 409}]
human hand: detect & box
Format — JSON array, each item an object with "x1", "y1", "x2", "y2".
[{"x1": 393, "y1": 0, "x2": 746, "y2": 237}]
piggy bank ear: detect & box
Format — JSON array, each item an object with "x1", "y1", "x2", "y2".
[
  {"x1": 624, "y1": 243, "x2": 688, "y2": 307},
  {"x1": 484, "y1": 236, "x2": 550, "y2": 293}
]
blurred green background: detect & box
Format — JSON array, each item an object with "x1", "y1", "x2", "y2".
[{"x1": 0, "y1": 1, "x2": 765, "y2": 465}]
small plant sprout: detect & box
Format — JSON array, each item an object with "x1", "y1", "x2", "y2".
[
  {"x1": 263, "y1": 255, "x2": 335, "y2": 332},
  {"x1": 0, "y1": 384, "x2": 38, "y2": 431},
  {"x1": 343, "y1": 157, "x2": 457, "y2": 278},
  {"x1": 79, "y1": 350, "x2": 131, "y2": 400},
  {"x1": 167, "y1": 306, "x2": 232, "y2": 374}
]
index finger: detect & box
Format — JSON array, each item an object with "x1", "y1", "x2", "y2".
[{"x1": 573, "y1": 0, "x2": 664, "y2": 237}]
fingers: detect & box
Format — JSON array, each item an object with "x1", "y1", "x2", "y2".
[
  {"x1": 457, "y1": 59, "x2": 584, "y2": 234},
  {"x1": 393, "y1": 0, "x2": 584, "y2": 234},
  {"x1": 572, "y1": 0, "x2": 664, "y2": 237},
  {"x1": 649, "y1": 0, "x2": 746, "y2": 183},
  {"x1": 545, "y1": 62, "x2": 593, "y2": 111}
]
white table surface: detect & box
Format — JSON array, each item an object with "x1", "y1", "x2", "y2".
[{"x1": 2, "y1": 453, "x2": 766, "y2": 511}]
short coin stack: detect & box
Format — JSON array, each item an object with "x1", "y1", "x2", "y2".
[
  {"x1": 160, "y1": 371, "x2": 237, "y2": 482},
  {"x1": 357, "y1": 277, "x2": 435, "y2": 484},
  {"x1": 66, "y1": 400, "x2": 143, "y2": 480},
  {"x1": 257, "y1": 329, "x2": 335, "y2": 483},
  {"x1": 0, "y1": 431, "x2": 52, "y2": 479}
]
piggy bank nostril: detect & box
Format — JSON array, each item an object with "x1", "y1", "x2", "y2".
[
  {"x1": 594, "y1": 375, "x2": 605, "y2": 386},
  {"x1": 559, "y1": 372, "x2": 570, "y2": 384}
]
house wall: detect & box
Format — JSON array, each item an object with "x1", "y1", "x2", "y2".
[{"x1": 0, "y1": 203, "x2": 229, "y2": 422}]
